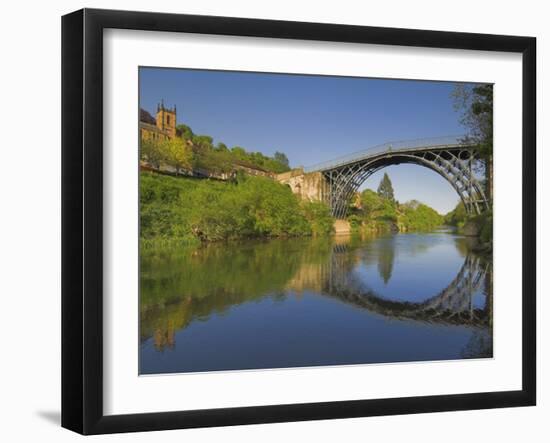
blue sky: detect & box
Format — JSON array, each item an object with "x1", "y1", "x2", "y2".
[{"x1": 140, "y1": 68, "x2": 467, "y2": 213}]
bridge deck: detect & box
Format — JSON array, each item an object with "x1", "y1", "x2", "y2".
[{"x1": 305, "y1": 135, "x2": 474, "y2": 173}]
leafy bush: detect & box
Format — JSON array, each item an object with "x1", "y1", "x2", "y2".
[
  {"x1": 444, "y1": 201, "x2": 467, "y2": 226},
  {"x1": 301, "y1": 201, "x2": 334, "y2": 235},
  {"x1": 400, "y1": 202, "x2": 443, "y2": 231},
  {"x1": 140, "y1": 172, "x2": 334, "y2": 244},
  {"x1": 141, "y1": 137, "x2": 193, "y2": 173},
  {"x1": 445, "y1": 202, "x2": 492, "y2": 244},
  {"x1": 480, "y1": 215, "x2": 492, "y2": 243},
  {"x1": 471, "y1": 211, "x2": 493, "y2": 244},
  {"x1": 347, "y1": 214, "x2": 363, "y2": 231}
]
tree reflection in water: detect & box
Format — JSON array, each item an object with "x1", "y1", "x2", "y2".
[
  {"x1": 377, "y1": 242, "x2": 395, "y2": 284},
  {"x1": 140, "y1": 232, "x2": 492, "y2": 359}
]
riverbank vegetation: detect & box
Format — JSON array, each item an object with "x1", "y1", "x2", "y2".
[
  {"x1": 347, "y1": 173, "x2": 443, "y2": 233},
  {"x1": 444, "y1": 202, "x2": 492, "y2": 246},
  {"x1": 140, "y1": 172, "x2": 333, "y2": 247},
  {"x1": 450, "y1": 83, "x2": 493, "y2": 250},
  {"x1": 140, "y1": 169, "x2": 450, "y2": 248}
]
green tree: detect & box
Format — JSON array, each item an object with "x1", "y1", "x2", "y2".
[
  {"x1": 452, "y1": 84, "x2": 493, "y2": 157},
  {"x1": 163, "y1": 137, "x2": 193, "y2": 174},
  {"x1": 377, "y1": 173, "x2": 395, "y2": 202},
  {"x1": 140, "y1": 138, "x2": 165, "y2": 169},
  {"x1": 300, "y1": 201, "x2": 334, "y2": 236},
  {"x1": 360, "y1": 189, "x2": 382, "y2": 218},
  {"x1": 240, "y1": 177, "x2": 310, "y2": 237},
  {"x1": 140, "y1": 173, "x2": 329, "y2": 244},
  {"x1": 400, "y1": 202, "x2": 443, "y2": 230},
  {"x1": 193, "y1": 148, "x2": 233, "y2": 174},
  {"x1": 452, "y1": 83, "x2": 493, "y2": 199},
  {"x1": 444, "y1": 201, "x2": 467, "y2": 227},
  {"x1": 231, "y1": 146, "x2": 247, "y2": 159},
  {"x1": 192, "y1": 134, "x2": 214, "y2": 150},
  {"x1": 274, "y1": 151, "x2": 290, "y2": 168},
  {"x1": 176, "y1": 124, "x2": 194, "y2": 140}
]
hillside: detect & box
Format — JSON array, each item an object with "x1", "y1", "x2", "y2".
[
  {"x1": 140, "y1": 115, "x2": 291, "y2": 177},
  {"x1": 140, "y1": 172, "x2": 333, "y2": 246}
]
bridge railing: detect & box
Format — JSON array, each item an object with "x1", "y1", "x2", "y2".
[{"x1": 304, "y1": 135, "x2": 471, "y2": 173}]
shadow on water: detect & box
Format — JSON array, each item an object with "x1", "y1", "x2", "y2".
[{"x1": 140, "y1": 231, "x2": 493, "y2": 366}]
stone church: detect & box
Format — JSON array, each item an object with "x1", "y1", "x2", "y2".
[{"x1": 139, "y1": 101, "x2": 177, "y2": 141}]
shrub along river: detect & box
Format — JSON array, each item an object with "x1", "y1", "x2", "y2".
[{"x1": 139, "y1": 228, "x2": 493, "y2": 374}]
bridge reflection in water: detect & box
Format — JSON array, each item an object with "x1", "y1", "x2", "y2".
[
  {"x1": 140, "y1": 232, "x2": 493, "y2": 373},
  {"x1": 321, "y1": 244, "x2": 491, "y2": 328}
]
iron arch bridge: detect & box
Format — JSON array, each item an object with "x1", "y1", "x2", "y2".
[{"x1": 304, "y1": 136, "x2": 490, "y2": 219}]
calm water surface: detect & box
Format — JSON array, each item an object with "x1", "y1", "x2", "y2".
[{"x1": 140, "y1": 230, "x2": 492, "y2": 374}]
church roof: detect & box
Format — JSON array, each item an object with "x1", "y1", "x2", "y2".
[{"x1": 139, "y1": 108, "x2": 156, "y2": 125}]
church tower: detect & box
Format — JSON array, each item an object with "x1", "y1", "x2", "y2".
[{"x1": 156, "y1": 100, "x2": 177, "y2": 139}]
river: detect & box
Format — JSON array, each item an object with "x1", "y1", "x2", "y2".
[{"x1": 139, "y1": 229, "x2": 493, "y2": 374}]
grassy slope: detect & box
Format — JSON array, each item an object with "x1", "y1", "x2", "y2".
[{"x1": 140, "y1": 172, "x2": 333, "y2": 246}]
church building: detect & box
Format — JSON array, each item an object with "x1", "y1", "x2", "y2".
[{"x1": 139, "y1": 101, "x2": 177, "y2": 141}]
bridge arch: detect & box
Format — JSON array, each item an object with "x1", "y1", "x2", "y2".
[
  {"x1": 327, "y1": 150, "x2": 488, "y2": 218},
  {"x1": 308, "y1": 139, "x2": 491, "y2": 219}
]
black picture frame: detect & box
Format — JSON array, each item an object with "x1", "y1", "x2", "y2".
[{"x1": 62, "y1": 8, "x2": 536, "y2": 435}]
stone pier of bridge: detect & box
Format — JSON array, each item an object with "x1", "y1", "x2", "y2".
[
  {"x1": 276, "y1": 168, "x2": 352, "y2": 233},
  {"x1": 275, "y1": 168, "x2": 329, "y2": 202}
]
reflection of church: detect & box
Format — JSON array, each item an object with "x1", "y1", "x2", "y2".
[{"x1": 139, "y1": 101, "x2": 177, "y2": 141}]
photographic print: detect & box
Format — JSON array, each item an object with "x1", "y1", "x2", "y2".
[{"x1": 138, "y1": 68, "x2": 493, "y2": 375}]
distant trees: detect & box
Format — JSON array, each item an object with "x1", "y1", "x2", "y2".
[
  {"x1": 377, "y1": 173, "x2": 395, "y2": 202},
  {"x1": 231, "y1": 146, "x2": 247, "y2": 158},
  {"x1": 230, "y1": 147, "x2": 290, "y2": 173},
  {"x1": 444, "y1": 201, "x2": 467, "y2": 227},
  {"x1": 142, "y1": 122, "x2": 292, "y2": 175},
  {"x1": 193, "y1": 143, "x2": 233, "y2": 174},
  {"x1": 192, "y1": 134, "x2": 214, "y2": 150},
  {"x1": 176, "y1": 123, "x2": 194, "y2": 139},
  {"x1": 349, "y1": 173, "x2": 443, "y2": 233},
  {"x1": 274, "y1": 151, "x2": 290, "y2": 169},
  {"x1": 399, "y1": 202, "x2": 443, "y2": 231}
]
